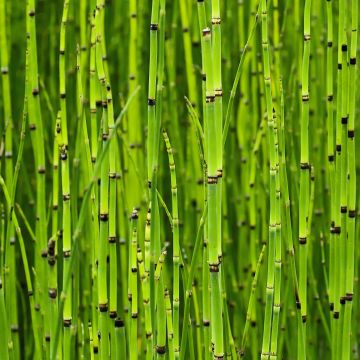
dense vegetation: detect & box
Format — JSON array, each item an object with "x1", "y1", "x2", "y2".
[{"x1": 0, "y1": 0, "x2": 358, "y2": 359}]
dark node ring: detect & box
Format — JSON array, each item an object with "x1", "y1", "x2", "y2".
[
  {"x1": 300, "y1": 162, "x2": 310, "y2": 169},
  {"x1": 341, "y1": 44, "x2": 348, "y2": 51},
  {"x1": 327, "y1": 95, "x2": 333, "y2": 101},
  {"x1": 206, "y1": 95, "x2": 215, "y2": 103},
  {"x1": 215, "y1": 88, "x2": 223, "y2": 97},
  {"x1": 109, "y1": 311, "x2": 117, "y2": 319},
  {"x1": 108, "y1": 236, "x2": 117, "y2": 244},
  {"x1": 28, "y1": 10, "x2": 35, "y2": 16},
  {"x1": 156, "y1": 346, "x2": 166, "y2": 355},
  {"x1": 209, "y1": 264, "x2": 219, "y2": 272},
  {"x1": 301, "y1": 94, "x2": 309, "y2": 102},
  {"x1": 302, "y1": 315, "x2": 307, "y2": 323},
  {"x1": 345, "y1": 293, "x2": 353, "y2": 301},
  {"x1": 148, "y1": 98, "x2": 156, "y2": 106},
  {"x1": 32, "y1": 88, "x2": 39, "y2": 96},
  {"x1": 63, "y1": 250, "x2": 71, "y2": 258},
  {"x1": 348, "y1": 130, "x2": 355, "y2": 138},
  {"x1": 341, "y1": 116, "x2": 348, "y2": 124},
  {"x1": 93, "y1": 346, "x2": 99, "y2": 354},
  {"x1": 203, "y1": 320, "x2": 210, "y2": 327},
  {"x1": 99, "y1": 213, "x2": 109, "y2": 221},
  {"x1": 211, "y1": 17, "x2": 221, "y2": 25},
  {"x1": 150, "y1": 23, "x2": 158, "y2": 31},
  {"x1": 336, "y1": 144, "x2": 341, "y2": 152},
  {"x1": 60, "y1": 93, "x2": 66, "y2": 99},
  {"x1": 131, "y1": 210, "x2": 139, "y2": 220},
  {"x1": 348, "y1": 210, "x2": 356, "y2": 218},
  {"x1": 340, "y1": 206, "x2": 347, "y2": 213},
  {"x1": 115, "y1": 318, "x2": 124, "y2": 327},
  {"x1": 299, "y1": 237, "x2": 307, "y2": 245},
  {"x1": 207, "y1": 176, "x2": 218, "y2": 184},
  {"x1": 63, "y1": 319, "x2": 72, "y2": 327},
  {"x1": 41, "y1": 250, "x2": 48, "y2": 258},
  {"x1": 328, "y1": 155, "x2": 334, "y2": 161},
  {"x1": 202, "y1": 28, "x2": 211, "y2": 36},
  {"x1": 350, "y1": 58, "x2": 357, "y2": 65},
  {"x1": 331, "y1": 226, "x2": 341, "y2": 234},
  {"x1": 49, "y1": 289, "x2": 57, "y2": 299},
  {"x1": 48, "y1": 258, "x2": 56, "y2": 266},
  {"x1": 9, "y1": 323, "x2": 19, "y2": 334},
  {"x1": 99, "y1": 303, "x2": 108, "y2": 312}
]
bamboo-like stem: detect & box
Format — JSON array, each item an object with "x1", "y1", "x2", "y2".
[
  {"x1": 59, "y1": 1, "x2": 72, "y2": 357},
  {"x1": 298, "y1": 1, "x2": 311, "y2": 358},
  {"x1": 202, "y1": 25, "x2": 223, "y2": 360},
  {"x1": 165, "y1": 288, "x2": 174, "y2": 360},
  {"x1": 27, "y1": 0, "x2": 48, "y2": 345},
  {"x1": 0, "y1": 1, "x2": 19, "y2": 356},
  {"x1": 129, "y1": 210, "x2": 139, "y2": 360},
  {"x1": 49, "y1": 115, "x2": 60, "y2": 360},
  {"x1": 0, "y1": 177, "x2": 42, "y2": 357},
  {"x1": 342, "y1": 1, "x2": 357, "y2": 358},
  {"x1": 333, "y1": 0, "x2": 346, "y2": 357},
  {"x1": 137, "y1": 246, "x2": 152, "y2": 360},
  {"x1": 95, "y1": 1, "x2": 110, "y2": 357},
  {"x1": 326, "y1": 0, "x2": 335, "y2": 318},
  {"x1": 163, "y1": 130, "x2": 180, "y2": 358},
  {"x1": 260, "y1": 0, "x2": 277, "y2": 358},
  {"x1": 126, "y1": 0, "x2": 143, "y2": 213}
]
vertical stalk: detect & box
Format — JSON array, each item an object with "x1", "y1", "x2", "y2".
[
  {"x1": 129, "y1": 210, "x2": 139, "y2": 360},
  {"x1": 27, "y1": 0, "x2": 48, "y2": 346},
  {"x1": 59, "y1": 1, "x2": 72, "y2": 357},
  {"x1": 163, "y1": 130, "x2": 180, "y2": 358},
  {"x1": 298, "y1": 1, "x2": 311, "y2": 358},
  {"x1": 202, "y1": 26, "x2": 223, "y2": 359},
  {"x1": 260, "y1": 1, "x2": 276, "y2": 358},
  {"x1": 0, "y1": 0, "x2": 18, "y2": 357},
  {"x1": 342, "y1": 1, "x2": 357, "y2": 358}
]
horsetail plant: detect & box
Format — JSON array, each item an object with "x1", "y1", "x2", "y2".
[{"x1": 0, "y1": 1, "x2": 359, "y2": 359}]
